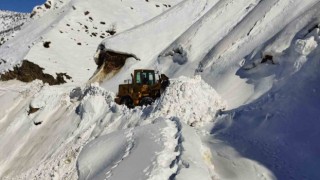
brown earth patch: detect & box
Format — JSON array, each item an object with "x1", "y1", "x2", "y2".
[
  {"x1": 102, "y1": 51, "x2": 131, "y2": 72},
  {"x1": 28, "y1": 105, "x2": 40, "y2": 115},
  {"x1": 89, "y1": 51, "x2": 135, "y2": 83},
  {"x1": 96, "y1": 51, "x2": 133, "y2": 70},
  {"x1": 0, "y1": 60, "x2": 72, "y2": 85}
]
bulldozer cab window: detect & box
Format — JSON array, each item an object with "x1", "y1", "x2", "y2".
[
  {"x1": 148, "y1": 73, "x2": 155, "y2": 85},
  {"x1": 136, "y1": 72, "x2": 155, "y2": 85},
  {"x1": 136, "y1": 72, "x2": 142, "y2": 84}
]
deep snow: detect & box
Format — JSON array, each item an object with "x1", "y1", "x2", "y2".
[{"x1": 1, "y1": 0, "x2": 320, "y2": 179}]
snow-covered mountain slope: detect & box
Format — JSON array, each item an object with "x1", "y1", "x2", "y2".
[
  {"x1": 0, "y1": 0, "x2": 182, "y2": 83},
  {"x1": 98, "y1": 0, "x2": 320, "y2": 108},
  {"x1": 1, "y1": 0, "x2": 320, "y2": 179},
  {"x1": 0, "y1": 10, "x2": 29, "y2": 46}
]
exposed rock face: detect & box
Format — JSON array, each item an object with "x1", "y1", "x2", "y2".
[
  {"x1": 0, "y1": 60, "x2": 71, "y2": 85},
  {"x1": 30, "y1": 0, "x2": 66, "y2": 19},
  {"x1": 28, "y1": 105, "x2": 40, "y2": 115},
  {"x1": 99, "y1": 51, "x2": 132, "y2": 71},
  {"x1": 89, "y1": 49, "x2": 137, "y2": 83}
]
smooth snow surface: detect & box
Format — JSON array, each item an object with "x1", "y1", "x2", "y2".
[{"x1": 1, "y1": 0, "x2": 320, "y2": 179}]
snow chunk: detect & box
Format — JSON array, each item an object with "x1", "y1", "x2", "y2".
[
  {"x1": 294, "y1": 36, "x2": 318, "y2": 55},
  {"x1": 155, "y1": 76, "x2": 227, "y2": 127}
]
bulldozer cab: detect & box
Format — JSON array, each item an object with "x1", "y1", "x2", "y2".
[{"x1": 134, "y1": 70, "x2": 156, "y2": 85}]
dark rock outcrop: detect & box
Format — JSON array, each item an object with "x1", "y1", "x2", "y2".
[{"x1": 0, "y1": 60, "x2": 72, "y2": 85}]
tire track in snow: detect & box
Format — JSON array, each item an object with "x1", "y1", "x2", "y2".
[
  {"x1": 104, "y1": 127, "x2": 135, "y2": 180},
  {"x1": 168, "y1": 117, "x2": 184, "y2": 180}
]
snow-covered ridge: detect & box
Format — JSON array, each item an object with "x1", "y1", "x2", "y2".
[
  {"x1": 30, "y1": 0, "x2": 70, "y2": 19},
  {"x1": 0, "y1": 10, "x2": 29, "y2": 46}
]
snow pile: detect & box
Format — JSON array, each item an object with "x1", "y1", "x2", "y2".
[
  {"x1": 293, "y1": 36, "x2": 319, "y2": 72},
  {"x1": 76, "y1": 83, "x2": 114, "y2": 121},
  {"x1": 155, "y1": 76, "x2": 226, "y2": 127}
]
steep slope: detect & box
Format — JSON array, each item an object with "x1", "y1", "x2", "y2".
[
  {"x1": 97, "y1": 0, "x2": 320, "y2": 108},
  {"x1": 208, "y1": 38, "x2": 320, "y2": 180},
  {"x1": 0, "y1": 0, "x2": 320, "y2": 179},
  {"x1": 0, "y1": 10, "x2": 29, "y2": 46},
  {"x1": 0, "y1": 0, "x2": 182, "y2": 83}
]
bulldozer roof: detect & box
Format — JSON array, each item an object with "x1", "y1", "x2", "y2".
[{"x1": 134, "y1": 69, "x2": 155, "y2": 72}]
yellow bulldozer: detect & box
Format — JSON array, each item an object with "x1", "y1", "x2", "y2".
[{"x1": 115, "y1": 69, "x2": 169, "y2": 108}]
